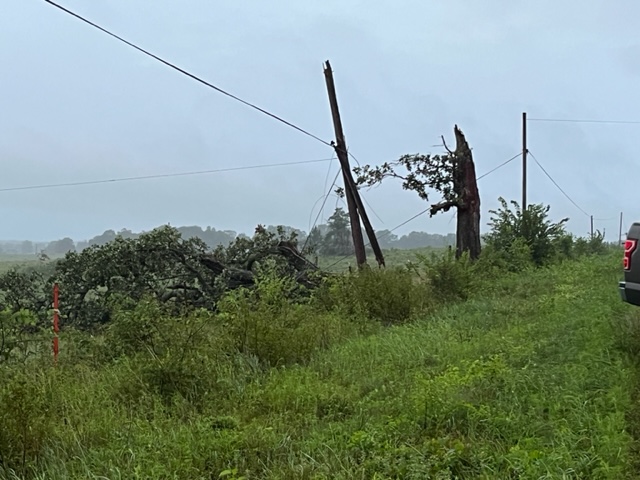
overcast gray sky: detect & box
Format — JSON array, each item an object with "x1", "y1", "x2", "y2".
[{"x1": 1, "y1": 0, "x2": 639, "y2": 242}]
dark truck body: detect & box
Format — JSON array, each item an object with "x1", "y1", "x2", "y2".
[{"x1": 620, "y1": 222, "x2": 640, "y2": 306}]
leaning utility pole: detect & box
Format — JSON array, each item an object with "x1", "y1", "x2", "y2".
[
  {"x1": 323, "y1": 60, "x2": 385, "y2": 267},
  {"x1": 522, "y1": 112, "x2": 528, "y2": 212}
]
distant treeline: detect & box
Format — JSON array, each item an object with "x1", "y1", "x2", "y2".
[{"x1": 0, "y1": 224, "x2": 455, "y2": 257}]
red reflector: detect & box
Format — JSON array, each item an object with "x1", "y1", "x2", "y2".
[{"x1": 624, "y1": 239, "x2": 638, "y2": 270}]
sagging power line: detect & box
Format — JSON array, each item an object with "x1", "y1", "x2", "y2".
[
  {"x1": 302, "y1": 167, "x2": 341, "y2": 254},
  {"x1": 528, "y1": 150, "x2": 590, "y2": 217},
  {"x1": 0, "y1": 158, "x2": 334, "y2": 193},
  {"x1": 42, "y1": 0, "x2": 333, "y2": 148},
  {"x1": 477, "y1": 153, "x2": 522, "y2": 181}
]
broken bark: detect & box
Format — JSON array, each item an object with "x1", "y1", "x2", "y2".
[{"x1": 451, "y1": 125, "x2": 481, "y2": 260}]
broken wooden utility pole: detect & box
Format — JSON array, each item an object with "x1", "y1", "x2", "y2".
[{"x1": 323, "y1": 60, "x2": 385, "y2": 267}]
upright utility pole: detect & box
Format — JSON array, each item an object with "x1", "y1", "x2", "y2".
[
  {"x1": 53, "y1": 283, "x2": 59, "y2": 364},
  {"x1": 522, "y1": 112, "x2": 528, "y2": 212},
  {"x1": 619, "y1": 212, "x2": 624, "y2": 246},
  {"x1": 323, "y1": 60, "x2": 385, "y2": 267},
  {"x1": 590, "y1": 215, "x2": 594, "y2": 238}
]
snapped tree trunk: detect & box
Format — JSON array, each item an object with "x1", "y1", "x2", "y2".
[{"x1": 452, "y1": 126, "x2": 481, "y2": 260}]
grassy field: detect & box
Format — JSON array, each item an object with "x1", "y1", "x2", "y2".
[
  {"x1": 2, "y1": 251, "x2": 640, "y2": 478},
  {"x1": 318, "y1": 246, "x2": 446, "y2": 272},
  {"x1": 0, "y1": 255, "x2": 40, "y2": 273}
]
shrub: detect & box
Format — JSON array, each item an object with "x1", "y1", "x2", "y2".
[
  {"x1": 0, "y1": 309, "x2": 41, "y2": 365},
  {"x1": 573, "y1": 230, "x2": 608, "y2": 257},
  {"x1": 477, "y1": 237, "x2": 535, "y2": 274},
  {"x1": 0, "y1": 269, "x2": 49, "y2": 324},
  {"x1": 102, "y1": 297, "x2": 235, "y2": 408},
  {"x1": 413, "y1": 248, "x2": 479, "y2": 302},
  {"x1": 314, "y1": 267, "x2": 431, "y2": 325},
  {"x1": 218, "y1": 272, "x2": 357, "y2": 367},
  {"x1": 485, "y1": 197, "x2": 569, "y2": 266}
]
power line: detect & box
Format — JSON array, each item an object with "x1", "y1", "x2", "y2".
[
  {"x1": 342, "y1": 149, "x2": 384, "y2": 223},
  {"x1": 0, "y1": 158, "x2": 334, "y2": 193},
  {"x1": 321, "y1": 155, "x2": 336, "y2": 200},
  {"x1": 347, "y1": 150, "x2": 362, "y2": 167},
  {"x1": 362, "y1": 195, "x2": 385, "y2": 224},
  {"x1": 528, "y1": 117, "x2": 640, "y2": 125},
  {"x1": 477, "y1": 152, "x2": 522, "y2": 180},
  {"x1": 323, "y1": 207, "x2": 431, "y2": 271},
  {"x1": 527, "y1": 151, "x2": 590, "y2": 217},
  {"x1": 42, "y1": 0, "x2": 333, "y2": 148},
  {"x1": 303, "y1": 167, "x2": 341, "y2": 253}
]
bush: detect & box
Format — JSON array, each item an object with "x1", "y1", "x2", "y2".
[
  {"x1": 0, "y1": 269, "x2": 49, "y2": 325},
  {"x1": 573, "y1": 230, "x2": 609, "y2": 257},
  {"x1": 218, "y1": 272, "x2": 358, "y2": 367},
  {"x1": 485, "y1": 197, "x2": 569, "y2": 266},
  {"x1": 102, "y1": 297, "x2": 235, "y2": 408},
  {"x1": 0, "y1": 309, "x2": 42, "y2": 365},
  {"x1": 477, "y1": 237, "x2": 535, "y2": 274},
  {"x1": 314, "y1": 266, "x2": 431, "y2": 326},
  {"x1": 413, "y1": 248, "x2": 479, "y2": 301}
]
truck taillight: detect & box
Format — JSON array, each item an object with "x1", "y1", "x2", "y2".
[{"x1": 624, "y1": 239, "x2": 638, "y2": 270}]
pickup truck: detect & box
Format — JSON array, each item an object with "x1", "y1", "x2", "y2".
[{"x1": 620, "y1": 222, "x2": 640, "y2": 306}]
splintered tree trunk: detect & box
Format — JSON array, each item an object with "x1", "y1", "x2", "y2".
[{"x1": 452, "y1": 126, "x2": 481, "y2": 260}]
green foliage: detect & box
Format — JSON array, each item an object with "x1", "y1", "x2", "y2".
[
  {"x1": 44, "y1": 237, "x2": 76, "y2": 256},
  {"x1": 54, "y1": 226, "x2": 218, "y2": 328},
  {"x1": 212, "y1": 224, "x2": 299, "y2": 268},
  {"x1": 354, "y1": 147, "x2": 457, "y2": 203},
  {"x1": 0, "y1": 309, "x2": 41, "y2": 364},
  {"x1": 412, "y1": 248, "x2": 479, "y2": 301},
  {"x1": 304, "y1": 225, "x2": 324, "y2": 255},
  {"x1": 315, "y1": 266, "x2": 430, "y2": 325},
  {"x1": 478, "y1": 237, "x2": 536, "y2": 273},
  {"x1": 0, "y1": 366, "x2": 57, "y2": 478},
  {"x1": 321, "y1": 207, "x2": 353, "y2": 256},
  {"x1": 102, "y1": 298, "x2": 236, "y2": 408},
  {"x1": 218, "y1": 271, "x2": 355, "y2": 367},
  {"x1": 0, "y1": 225, "x2": 314, "y2": 331},
  {"x1": 0, "y1": 242, "x2": 632, "y2": 478},
  {"x1": 485, "y1": 197, "x2": 569, "y2": 266},
  {"x1": 0, "y1": 269, "x2": 49, "y2": 323},
  {"x1": 574, "y1": 229, "x2": 609, "y2": 257}
]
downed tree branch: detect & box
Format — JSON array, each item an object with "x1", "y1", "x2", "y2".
[
  {"x1": 430, "y1": 200, "x2": 460, "y2": 216},
  {"x1": 199, "y1": 241, "x2": 321, "y2": 291}
]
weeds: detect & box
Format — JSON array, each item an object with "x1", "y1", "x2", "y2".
[{"x1": 0, "y1": 250, "x2": 639, "y2": 478}]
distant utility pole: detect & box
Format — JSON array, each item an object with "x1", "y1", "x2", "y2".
[
  {"x1": 619, "y1": 212, "x2": 624, "y2": 245},
  {"x1": 522, "y1": 112, "x2": 528, "y2": 212},
  {"x1": 323, "y1": 60, "x2": 385, "y2": 267},
  {"x1": 590, "y1": 215, "x2": 594, "y2": 239}
]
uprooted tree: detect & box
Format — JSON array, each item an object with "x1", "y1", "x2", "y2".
[
  {"x1": 0, "y1": 225, "x2": 322, "y2": 329},
  {"x1": 354, "y1": 125, "x2": 481, "y2": 260}
]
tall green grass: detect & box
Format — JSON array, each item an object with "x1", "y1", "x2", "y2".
[{"x1": 1, "y1": 252, "x2": 639, "y2": 479}]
